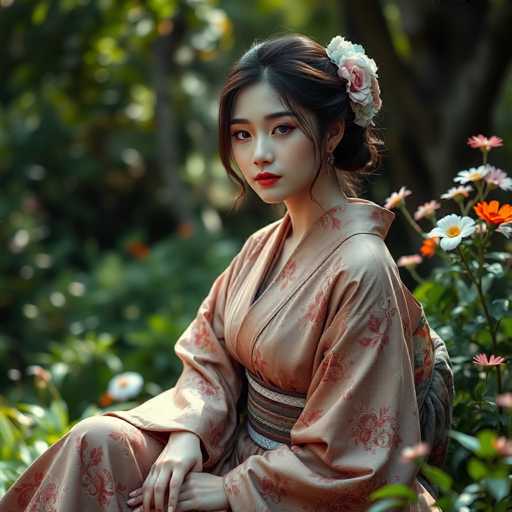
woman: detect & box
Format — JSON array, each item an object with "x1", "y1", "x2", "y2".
[{"x1": 0, "y1": 33, "x2": 453, "y2": 512}]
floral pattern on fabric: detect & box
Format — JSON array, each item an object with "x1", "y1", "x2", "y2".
[
  {"x1": 76, "y1": 436, "x2": 127, "y2": 508},
  {"x1": 357, "y1": 295, "x2": 398, "y2": 351},
  {"x1": 319, "y1": 206, "x2": 345, "y2": 230},
  {"x1": 349, "y1": 404, "x2": 402, "y2": 453},
  {"x1": 318, "y1": 350, "x2": 353, "y2": 384},
  {"x1": 12, "y1": 472, "x2": 59, "y2": 512},
  {"x1": 277, "y1": 259, "x2": 297, "y2": 289},
  {"x1": 28, "y1": 481, "x2": 59, "y2": 512}
]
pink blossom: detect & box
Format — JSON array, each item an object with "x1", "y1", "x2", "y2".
[
  {"x1": 472, "y1": 353, "x2": 506, "y2": 367},
  {"x1": 441, "y1": 185, "x2": 473, "y2": 200},
  {"x1": 414, "y1": 200, "x2": 441, "y2": 221},
  {"x1": 467, "y1": 134, "x2": 503, "y2": 151},
  {"x1": 493, "y1": 437, "x2": 512, "y2": 457},
  {"x1": 496, "y1": 393, "x2": 512, "y2": 409},
  {"x1": 484, "y1": 166, "x2": 512, "y2": 191},
  {"x1": 400, "y1": 442, "x2": 430, "y2": 462},
  {"x1": 397, "y1": 255, "x2": 423, "y2": 268},
  {"x1": 384, "y1": 186, "x2": 412, "y2": 210}
]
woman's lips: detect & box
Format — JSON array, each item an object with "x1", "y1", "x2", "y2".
[{"x1": 255, "y1": 176, "x2": 281, "y2": 187}]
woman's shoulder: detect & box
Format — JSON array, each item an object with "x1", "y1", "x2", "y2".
[{"x1": 337, "y1": 232, "x2": 398, "y2": 281}]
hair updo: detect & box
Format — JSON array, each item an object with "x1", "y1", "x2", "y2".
[{"x1": 218, "y1": 32, "x2": 384, "y2": 208}]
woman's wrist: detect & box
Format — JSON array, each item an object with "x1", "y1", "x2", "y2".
[{"x1": 168, "y1": 430, "x2": 200, "y2": 445}]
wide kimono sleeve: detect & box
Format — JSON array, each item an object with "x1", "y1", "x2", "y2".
[
  {"x1": 103, "y1": 236, "x2": 252, "y2": 470},
  {"x1": 222, "y1": 246, "x2": 429, "y2": 512}
]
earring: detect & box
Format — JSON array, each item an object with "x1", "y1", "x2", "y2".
[{"x1": 327, "y1": 152, "x2": 335, "y2": 168}]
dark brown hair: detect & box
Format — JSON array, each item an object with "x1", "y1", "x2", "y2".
[{"x1": 218, "y1": 32, "x2": 385, "y2": 209}]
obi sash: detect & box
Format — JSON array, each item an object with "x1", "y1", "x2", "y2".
[{"x1": 245, "y1": 368, "x2": 306, "y2": 450}]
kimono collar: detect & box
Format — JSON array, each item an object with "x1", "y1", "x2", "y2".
[
  {"x1": 280, "y1": 196, "x2": 395, "y2": 244},
  {"x1": 229, "y1": 196, "x2": 395, "y2": 366}
]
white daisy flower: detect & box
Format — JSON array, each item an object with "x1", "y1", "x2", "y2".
[
  {"x1": 427, "y1": 214, "x2": 476, "y2": 251},
  {"x1": 496, "y1": 221, "x2": 512, "y2": 239},
  {"x1": 453, "y1": 165, "x2": 490, "y2": 184},
  {"x1": 107, "y1": 372, "x2": 144, "y2": 401}
]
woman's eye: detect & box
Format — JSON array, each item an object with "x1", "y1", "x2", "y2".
[
  {"x1": 231, "y1": 125, "x2": 294, "y2": 141},
  {"x1": 231, "y1": 130, "x2": 250, "y2": 141},
  {"x1": 274, "y1": 124, "x2": 294, "y2": 135}
]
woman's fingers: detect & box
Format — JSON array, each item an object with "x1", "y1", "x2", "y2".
[
  {"x1": 142, "y1": 470, "x2": 157, "y2": 512},
  {"x1": 153, "y1": 468, "x2": 172, "y2": 512},
  {"x1": 127, "y1": 487, "x2": 143, "y2": 508},
  {"x1": 167, "y1": 467, "x2": 186, "y2": 512},
  {"x1": 126, "y1": 493, "x2": 143, "y2": 508}
]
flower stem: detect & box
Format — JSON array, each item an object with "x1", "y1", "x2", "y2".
[
  {"x1": 456, "y1": 245, "x2": 503, "y2": 396},
  {"x1": 399, "y1": 204, "x2": 424, "y2": 236},
  {"x1": 408, "y1": 267, "x2": 425, "y2": 285}
]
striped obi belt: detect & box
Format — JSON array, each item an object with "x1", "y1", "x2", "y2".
[{"x1": 245, "y1": 368, "x2": 307, "y2": 450}]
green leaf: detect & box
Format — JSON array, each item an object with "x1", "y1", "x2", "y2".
[
  {"x1": 467, "y1": 457, "x2": 488, "y2": 479},
  {"x1": 477, "y1": 430, "x2": 498, "y2": 458},
  {"x1": 367, "y1": 498, "x2": 405, "y2": 512},
  {"x1": 484, "y1": 263, "x2": 504, "y2": 277},
  {"x1": 483, "y1": 477, "x2": 510, "y2": 502},
  {"x1": 486, "y1": 251, "x2": 511, "y2": 262},
  {"x1": 50, "y1": 400, "x2": 69, "y2": 431},
  {"x1": 490, "y1": 299, "x2": 511, "y2": 320},
  {"x1": 32, "y1": 2, "x2": 49, "y2": 25},
  {"x1": 370, "y1": 483, "x2": 417, "y2": 501},
  {"x1": 449, "y1": 430, "x2": 480, "y2": 453},
  {"x1": 420, "y1": 463, "x2": 453, "y2": 493}
]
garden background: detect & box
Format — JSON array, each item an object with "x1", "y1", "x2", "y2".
[{"x1": 1, "y1": 0, "x2": 512, "y2": 509}]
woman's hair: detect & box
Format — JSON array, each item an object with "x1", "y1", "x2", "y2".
[{"x1": 218, "y1": 33, "x2": 385, "y2": 209}]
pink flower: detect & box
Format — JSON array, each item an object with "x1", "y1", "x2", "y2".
[
  {"x1": 400, "y1": 442, "x2": 430, "y2": 462},
  {"x1": 384, "y1": 186, "x2": 412, "y2": 210},
  {"x1": 441, "y1": 185, "x2": 473, "y2": 200},
  {"x1": 414, "y1": 200, "x2": 441, "y2": 221},
  {"x1": 484, "y1": 166, "x2": 512, "y2": 191},
  {"x1": 493, "y1": 437, "x2": 512, "y2": 457},
  {"x1": 496, "y1": 393, "x2": 512, "y2": 409},
  {"x1": 397, "y1": 255, "x2": 423, "y2": 268},
  {"x1": 467, "y1": 134, "x2": 503, "y2": 151},
  {"x1": 472, "y1": 353, "x2": 506, "y2": 367}
]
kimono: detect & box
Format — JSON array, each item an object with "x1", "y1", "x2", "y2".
[{"x1": 0, "y1": 197, "x2": 451, "y2": 511}]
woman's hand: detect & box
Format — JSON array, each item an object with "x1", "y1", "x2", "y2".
[
  {"x1": 127, "y1": 431, "x2": 203, "y2": 512},
  {"x1": 176, "y1": 472, "x2": 229, "y2": 512}
]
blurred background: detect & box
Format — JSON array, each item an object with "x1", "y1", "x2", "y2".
[{"x1": 1, "y1": 0, "x2": 511, "y2": 421}]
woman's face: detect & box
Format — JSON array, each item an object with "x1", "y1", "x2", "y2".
[{"x1": 229, "y1": 81, "x2": 321, "y2": 205}]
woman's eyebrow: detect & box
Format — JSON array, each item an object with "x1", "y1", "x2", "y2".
[{"x1": 229, "y1": 111, "x2": 297, "y2": 125}]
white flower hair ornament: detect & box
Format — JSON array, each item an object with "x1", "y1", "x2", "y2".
[{"x1": 325, "y1": 35, "x2": 382, "y2": 128}]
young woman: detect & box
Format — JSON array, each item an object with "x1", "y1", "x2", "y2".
[{"x1": 1, "y1": 33, "x2": 453, "y2": 512}]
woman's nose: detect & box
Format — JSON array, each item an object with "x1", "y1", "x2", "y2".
[{"x1": 253, "y1": 136, "x2": 274, "y2": 167}]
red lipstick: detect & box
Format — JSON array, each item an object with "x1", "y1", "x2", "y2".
[{"x1": 255, "y1": 171, "x2": 281, "y2": 187}]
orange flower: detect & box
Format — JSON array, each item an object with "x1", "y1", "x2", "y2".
[
  {"x1": 474, "y1": 200, "x2": 512, "y2": 225},
  {"x1": 419, "y1": 237, "x2": 438, "y2": 258},
  {"x1": 467, "y1": 134, "x2": 503, "y2": 151},
  {"x1": 472, "y1": 353, "x2": 505, "y2": 367},
  {"x1": 99, "y1": 392, "x2": 113, "y2": 407},
  {"x1": 127, "y1": 241, "x2": 150, "y2": 260}
]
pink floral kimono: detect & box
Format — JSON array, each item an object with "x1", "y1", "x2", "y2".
[{"x1": 1, "y1": 197, "x2": 451, "y2": 511}]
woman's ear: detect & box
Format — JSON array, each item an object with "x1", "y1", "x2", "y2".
[{"x1": 326, "y1": 119, "x2": 345, "y2": 153}]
